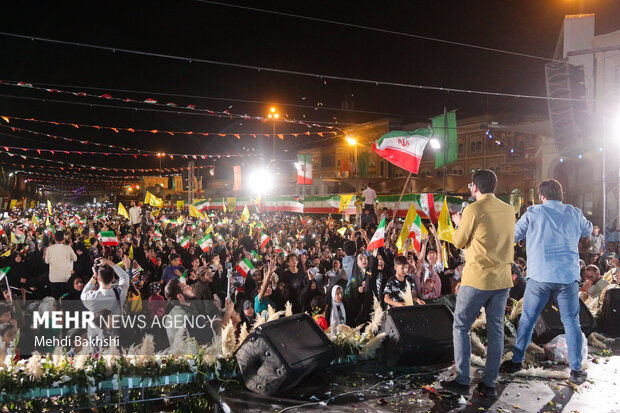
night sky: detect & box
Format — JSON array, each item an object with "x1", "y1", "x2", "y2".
[{"x1": 1, "y1": 0, "x2": 619, "y2": 187}]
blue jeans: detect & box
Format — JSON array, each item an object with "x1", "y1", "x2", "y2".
[
  {"x1": 453, "y1": 286, "x2": 510, "y2": 387},
  {"x1": 512, "y1": 279, "x2": 582, "y2": 371}
]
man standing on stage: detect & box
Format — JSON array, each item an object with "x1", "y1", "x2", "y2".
[
  {"x1": 440, "y1": 170, "x2": 514, "y2": 398},
  {"x1": 501, "y1": 179, "x2": 592, "y2": 385},
  {"x1": 362, "y1": 182, "x2": 377, "y2": 223},
  {"x1": 129, "y1": 201, "x2": 142, "y2": 230}
]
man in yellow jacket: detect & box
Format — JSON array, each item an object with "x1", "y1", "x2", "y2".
[{"x1": 440, "y1": 170, "x2": 515, "y2": 398}]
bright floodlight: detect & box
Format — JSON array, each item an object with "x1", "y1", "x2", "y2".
[
  {"x1": 346, "y1": 136, "x2": 357, "y2": 146},
  {"x1": 248, "y1": 168, "x2": 274, "y2": 193},
  {"x1": 430, "y1": 138, "x2": 441, "y2": 149}
]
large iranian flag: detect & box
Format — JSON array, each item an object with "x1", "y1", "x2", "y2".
[
  {"x1": 198, "y1": 234, "x2": 213, "y2": 252},
  {"x1": 235, "y1": 257, "x2": 254, "y2": 278},
  {"x1": 367, "y1": 218, "x2": 386, "y2": 251},
  {"x1": 372, "y1": 127, "x2": 432, "y2": 174},
  {"x1": 295, "y1": 153, "x2": 312, "y2": 184},
  {"x1": 99, "y1": 231, "x2": 118, "y2": 246}
]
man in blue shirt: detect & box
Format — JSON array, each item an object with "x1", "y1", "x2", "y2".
[{"x1": 501, "y1": 179, "x2": 592, "y2": 385}]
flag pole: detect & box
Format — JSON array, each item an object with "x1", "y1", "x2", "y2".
[
  {"x1": 392, "y1": 172, "x2": 412, "y2": 221},
  {"x1": 442, "y1": 106, "x2": 447, "y2": 193}
]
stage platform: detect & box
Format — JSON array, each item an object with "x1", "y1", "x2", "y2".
[{"x1": 219, "y1": 340, "x2": 619, "y2": 412}]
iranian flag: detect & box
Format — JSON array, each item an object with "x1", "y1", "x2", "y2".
[
  {"x1": 0, "y1": 228, "x2": 4, "y2": 237},
  {"x1": 372, "y1": 127, "x2": 432, "y2": 174},
  {"x1": 367, "y1": 218, "x2": 386, "y2": 251},
  {"x1": 194, "y1": 199, "x2": 209, "y2": 212},
  {"x1": 251, "y1": 250, "x2": 261, "y2": 260},
  {"x1": 260, "y1": 231, "x2": 270, "y2": 248},
  {"x1": 419, "y1": 193, "x2": 439, "y2": 223},
  {"x1": 408, "y1": 214, "x2": 424, "y2": 252},
  {"x1": 235, "y1": 257, "x2": 254, "y2": 278},
  {"x1": 0, "y1": 267, "x2": 10, "y2": 281},
  {"x1": 295, "y1": 153, "x2": 312, "y2": 184},
  {"x1": 179, "y1": 236, "x2": 191, "y2": 249},
  {"x1": 95, "y1": 213, "x2": 105, "y2": 220},
  {"x1": 99, "y1": 231, "x2": 118, "y2": 246},
  {"x1": 198, "y1": 234, "x2": 213, "y2": 252}
]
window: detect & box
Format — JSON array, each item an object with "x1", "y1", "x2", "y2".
[
  {"x1": 449, "y1": 165, "x2": 464, "y2": 176},
  {"x1": 321, "y1": 150, "x2": 335, "y2": 168},
  {"x1": 470, "y1": 140, "x2": 482, "y2": 153}
]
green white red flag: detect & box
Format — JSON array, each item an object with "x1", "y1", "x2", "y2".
[
  {"x1": 372, "y1": 127, "x2": 432, "y2": 174},
  {"x1": 367, "y1": 218, "x2": 386, "y2": 251},
  {"x1": 179, "y1": 236, "x2": 191, "y2": 249},
  {"x1": 99, "y1": 231, "x2": 118, "y2": 246},
  {"x1": 260, "y1": 231, "x2": 270, "y2": 248},
  {"x1": 235, "y1": 257, "x2": 254, "y2": 278},
  {"x1": 198, "y1": 234, "x2": 213, "y2": 252}
]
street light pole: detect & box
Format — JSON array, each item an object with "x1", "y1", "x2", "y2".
[
  {"x1": 268, "y1": 107, "x2": 279, "y2": 162},
  {"x1": 355, "y1": 144, "x2": 359, "y2": 193}
]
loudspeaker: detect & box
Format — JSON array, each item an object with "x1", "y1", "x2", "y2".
[
  {"x1": 532, "y1": 297, "x2": 595, "y2": 345},
  {"x1": 599, "y1": 287, "x2": 620, "y2": 337},
  {"x1": 378, "y1": 304, "x2": 454, "y2": 368},
  {"x1": 544, "y1": 61, "x2": 588, "y2": 144},
  {"x1": 235, "y1": 313, "x2": 335, "y2": 395}
]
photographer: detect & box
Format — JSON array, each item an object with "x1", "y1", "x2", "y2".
[{"x1": 81, "y1": 255, "x2": 130, "y2": 316}]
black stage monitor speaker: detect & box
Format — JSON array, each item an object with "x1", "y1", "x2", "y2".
[
  {"x1": 532, "y1": 297, "x2": 594, "y2": 345},
  {"x1": 379, "y1": 304, "x2": 454, "y2": 368},
  {"x1": 599, "y1": 287, "x2": 620, "y2": 337},
  {"x1": 235, "y1": 313, "x2": 335, "y2": 395}
]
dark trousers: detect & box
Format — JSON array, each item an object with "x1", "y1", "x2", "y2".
[{"x1": 50, "y1": 282, "x2": 66, "y2": 299}]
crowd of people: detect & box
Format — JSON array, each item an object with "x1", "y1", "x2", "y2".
[{"x1": 0, "y1": 181, "x2": 617, "y2": 366}]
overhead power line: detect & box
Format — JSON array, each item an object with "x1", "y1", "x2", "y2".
[
  {"x1": 195, "y1": 0, "x2": 564, "y2": 63},
  {"x1": 0, "y1": 32, "x2": 585, "y2": 102}
]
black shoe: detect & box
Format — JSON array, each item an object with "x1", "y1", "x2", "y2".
[
  {"x1": 439, "y1": 378, "x2": 470, "y2": 396},
  {"x1": 499, "y1": 360, "x2": 522, "y2": 373},
  {"x1": 569, "y1": 370, "x2": 588, "y2": 385},
  {"x1": 476, "y1": 382, "x2": 497, "y2": 398}
]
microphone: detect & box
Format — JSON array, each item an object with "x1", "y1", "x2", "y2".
[{"x1": 459, "y1": 202, "x2": 469, "y2": 214}]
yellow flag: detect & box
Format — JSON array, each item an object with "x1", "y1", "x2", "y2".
[
  {"x1": 129, "y1": 245, "x2": 134, "y2": 260},
  {"x1": 152, "y1": 208, "x2": 161, "y2": 218},
  {"x1": 47, "y1": 200, "x2": 52, "y2": 215},
  {"x1": 118, "y1": 202, "x2": 130, "y2": 220},
  {"x1": 206, "y1": 225, "x2": 213, "y2": 235},
  {"x1": 177, "y1": 216, "x2": 184, "y2": 225},
  {"x1": 442, "y1": 242, "x2": 449, "y2": 268},
  {"x1": 337, "y1": 227, "x2": 348, "y2": 236},
  {"x1": 1, "y1": 250, "x2": 11, "y2": 257},
  {"x1": 45, "y1": 216, "x2": 50, "y2": 227},
  {"x1": 241, "y1": 205, "x2": 250, "y2": 222},
  {"x1": 32, "y1": 215, "x2": 39, "y2": 226},
  {"x1": 9, "y1": 200, "x2": 17, "y2": 210},
  {"x1": 396, "y1": 203, "x2": 427, "y2": 253},
  {"x1": 145, "y1": 191, "x2": 163, "y2": 208},
  {"x1": 222, "y1": 199, "x2": 227, "y2": 214},
  {"x1": 177, "y1": 201, "x2": 185, "y2": 211},
  {"x1": 189, "y1": 204, "x2": 204, "y2": 220},
  {"x1": 437, "y1": 197, "x2": 455, "y2": 244},
  {"x1": 339, "y1": 194, "x2": 354, "y2": 212}
]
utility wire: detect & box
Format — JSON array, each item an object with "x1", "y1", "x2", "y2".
[
  {"x1": 0, "y1": 32, "x2": 585, "y2": 102},
  {"x1": 195, "y1": 0, "x2": 564, "y2": 63},
  {"x1": 5, "y1": 80, "x2": 422, "y2": 120},
  {"x1": 0, "y1": 93, "x2": 352, "y2": 125}
]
